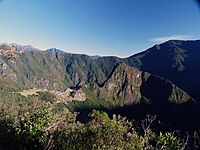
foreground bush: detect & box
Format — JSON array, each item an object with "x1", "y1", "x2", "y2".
[{"x1": 0, "y1": 103, "x2": 197, "y2": 150}]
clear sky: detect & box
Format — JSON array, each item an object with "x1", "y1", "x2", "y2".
[{"x1": 0, "y1": 0, "x2": 200, "y2": 57}]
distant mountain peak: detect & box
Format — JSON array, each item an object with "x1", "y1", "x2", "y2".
[
  {"x1": 91, "y1": 55, "x2": 101, "y2": 59},
  {"x1": 46, "y1": 48, "x2": 64, "y2": 53},
  {"x1": 0, "y1": 43, "x2": 38, "y2": 52}
]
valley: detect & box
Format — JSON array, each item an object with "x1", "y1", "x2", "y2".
[
  {"x1": 1, "y1": 40, "x2": 200, "y2": 128},
  {"x1": 0, "y1": 40, "x2": 200, "y2": 149}
]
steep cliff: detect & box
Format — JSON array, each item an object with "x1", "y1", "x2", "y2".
[{"x1": 93, "y1": 63, "x2": 193, "y2": 106}]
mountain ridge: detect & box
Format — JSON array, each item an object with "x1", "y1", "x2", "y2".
[
  {"x1": 1, "y1": 40, "x2": 200, "y2": 131},
  {"x1": 1, "y1": 39, "x2": 200, "y2": 102},
  {"x1": 90, "y1": 63, "x2": 194, "y2": 106}
]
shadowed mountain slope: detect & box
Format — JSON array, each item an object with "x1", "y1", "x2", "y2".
[
  {"x1": 1, "y1": 40, "x2": 200, "y2": 102},
  {"x1": 71, "y1": 63, "x2": 199, "y2": 129},
  {"x1": 96, "y1": 40, "x2": 200, "y2": 102},
  {"x1": 91, "y1": 63, "x2": 194, "y2": 106}
]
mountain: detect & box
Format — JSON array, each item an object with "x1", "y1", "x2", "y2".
[
  {"x1": 91, "y1": 63, "x2": 193, "y2": 106},
  {"x1": 72, "y1": 63, "x2": 199, "y2": 129},
  {"x1": 0, "y1": 43, "x2": 38, "y2": 52},
  {"x1": 1, "y1": 40, "x2": 200, "y2": 102},
  {"x1": 96, "y1": 40, "x2": 200, "y2": 102},
  {"x1": 90, "y1": 63, "x2": 142, "y2": 106},
  {"x1": 0, "y1": 76, "x2": 29, "y2": 107},
  {"x1": 0, "y1": 50, "x2": 107, "y2": 90},
  {"x1": 1, "y1": 41, "x2": 200, "y2": 130},
  {"x1": 47, "y1": 48, "x2": 64, "y2": 53},
  {"x1": 126, "y1": 40, "x2": 200, "y2": 101},
  {"x1": 91, "y1": 55, "x2": 101, "y2": 59}
]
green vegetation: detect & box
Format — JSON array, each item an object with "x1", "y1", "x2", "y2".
[
  {"x1": 68, "y1": 87, "x2": 114, "y2": 112},
  {"x1": 1, "y1": 40, "x2": 200, "y2": 101},
  {"x1": 0, "y1": 77, "x2": 29, "y2": 105},
  {"x1": 170, "y1": 46, "x2": 187, "y2": 72},
  {"x1": 0, "y1": 76, "x2": 199, "y2": 150},
  {"x1": 1, "y1": 40, "x2": 200, "y2": 149},
  {"x1": 37, "y1": 91, "x2": 56, "y2": 104},
  {"x1": 0, "y1": 102, "x2": 193, "y2": 150},
  {"x1": 52, "y1": 102, "x2": 68, "y2": 114}
]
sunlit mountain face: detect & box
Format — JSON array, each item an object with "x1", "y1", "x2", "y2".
[{"x1": 0, "y1": 0, "x2": 200, "y2": 149}]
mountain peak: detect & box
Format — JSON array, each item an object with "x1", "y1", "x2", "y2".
[
  {"x1": 97, "y1": 63, "x2": 142, "y2": 105},
  {"x1": 0, "y1": 43, "x2": 38, "y2": 52},
  {"x1": 91, "y1": 55, "x2": 101, "y2": 59},
  {"x1": 93, "y1": 62, "x2": 193, "y2": 106},
  {"x1": 47, "y1": 48, "x2": 64, "y2": 53}
]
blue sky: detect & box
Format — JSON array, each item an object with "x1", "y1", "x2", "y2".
[{"x1": 0, "y1": 0, "x2": 199, "y2": 57}]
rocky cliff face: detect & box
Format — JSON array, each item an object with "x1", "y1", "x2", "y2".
[
  {"x1": 93, "y1": 63, "x2": 194, "y2": 106},
  {"x1": 0, "y1": 58, "x2": 18, "y2": 82},
  {"x1": 97, "y1": 63, "x2": 142, "y2": 105}
]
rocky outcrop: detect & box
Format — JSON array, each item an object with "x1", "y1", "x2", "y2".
[
  {"x1": 0, "y1": 58, "x2": 18, "y2": 82},
  {"x1": 93, "y1": 63, "x2": 195, "y2": 106},
  {"x1": 97, "y1": 63, "x2": 142, "y2": 105}
]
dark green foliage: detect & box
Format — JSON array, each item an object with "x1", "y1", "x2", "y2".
[
  {"x1": 0, "y1": 100, "x2": 77, "y2": 150},
  {"x1": 0, "y1": 110, "x2": 17, "y2": 150},
  {"x1": 189, "y1": 131, "x2": 200, "y2": 150},
  {"x1": 52, "y1": 102, "x2": 68, "y2": 114},
  {"x1": 37, "y1": 91, "x2": 56, "y2": 104},
  {"x1": 67, "y1": 86, "x2": 115, "y2": 122},
  {"x1": 1, "y1": 102, "x2": 200, "y2": 150},
  {"x1": 68, "y1": 96, "x2": 114, "y2": 113},
  {"x1": 68, "y1": 86, "x2": 114, "y2": 111},
  {"x1": 52, "y1": 110, "x2": 184, "y2": 150},
  {"x1": 0, "y1": 77, "x2": 29, "y2": 105},
  {"x1": 140, "y1": 96, "x2": 152, "y2": 104},
  {"x1": 14, "y1": 104, "x2": 53, "y2": 149}
]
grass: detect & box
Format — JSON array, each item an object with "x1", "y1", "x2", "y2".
[
  {"x1": 67, "y1": 86, "x2": 114, "y2": 112},
  {"x1": 0, "y1": 77, "x2": 30, "y2": 105}
]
